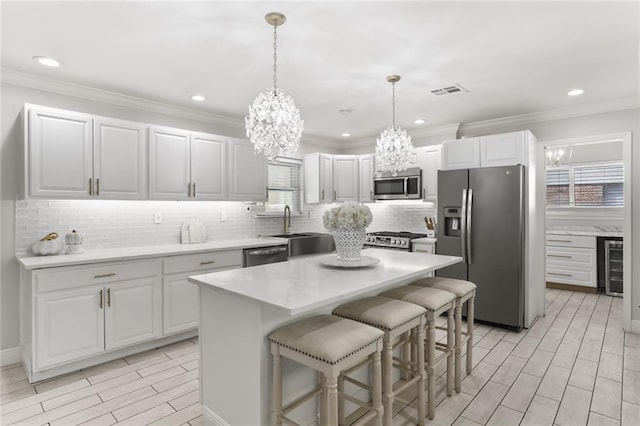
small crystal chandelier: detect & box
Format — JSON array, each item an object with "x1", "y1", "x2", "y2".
[
  {"x1": 375, "y1": 75, "x2": 415, "y2": 176},
  {"x1": 245, "y1": 12, "x2": 303, "y2": 161}
]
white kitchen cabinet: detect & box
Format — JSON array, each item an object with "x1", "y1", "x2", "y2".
[
  {"x1": 148, "y1": 126, "x2": 191, "y2": 200},
  {"x1": 416, "y1": 145, "x2": 442, "y2": 201},
  {"x1": 304, "y1": 153, "x2": 334, "y2": 203},
  {"x1": 441, "y1": 137, "x2": 480, "y2": 170},
  {"x1": 411, "y1": 238, "x2": 437, "y2": 276},
  {"x1": 545, "y1": 234, "x2": 597, "y2": 287},
  {"x1": 359, "y1": 154, "x2": 375, "y2": 203},
  {"x1": 35, "y1": 286, "x2": 104, "y2": 370},
  {"x1": 480, "y1": 132, "x2": 525, "y2": 167},
  {"x1": 27, "y1": 105, "x2": 146, "y2": 199},
  {"x1": 190, "y1": 132, "x2": 227, "y2": 200},
  {"x1": 28, "y1": 106, "x2": 93, "y2": 198},
  {"x1": 228, "y1": 138, "x2": 268, "y2": 201},
  {"x1": 30, "y1": 259, "x2": 162, "y2": 371},
  {"x1": 162, "y1": 250, "x2": 242, "y2": 335},
  {"x1": 93, "y1": 117, "x2": 147, "y2": 199},
  {"x1": 333, "y1": 155, "x2": 359, "y2": 202}
]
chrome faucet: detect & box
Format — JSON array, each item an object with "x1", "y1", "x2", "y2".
[{"x1": 283, "y1": 205, "x2": 291, "y2": 234}]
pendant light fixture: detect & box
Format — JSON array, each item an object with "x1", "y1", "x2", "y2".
[
  {"x1": 375, "y1": 75, "x2": 414, "y2": 176},
  {"x1": 245, "y1": 12, "x2": 303, "y2": 160}
]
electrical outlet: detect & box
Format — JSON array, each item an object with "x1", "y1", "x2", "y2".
[
  {"x1": 220, "y1": 211, "x2": 227, "y2": 222},
  {"x1": 153, "y1": 212, "x2": 162, "y2": 224}
]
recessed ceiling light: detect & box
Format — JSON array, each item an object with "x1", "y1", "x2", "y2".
[
  {"x1": 33, "y1": 56, "x2": 61, "y2": 68},
  {"x1": 191, "y1": 95, "x2": 206, "y2": 102},
  {"x1": 339, "y1": 109, "x2": 352, "y2": 116},
  {"x1": 341, "y1": 133, "x2": 351, "y2": 138},
  {"x1": 414, "y1": 119, "x2": 426, "y2": 125},
  {"x1": 568, "y1": 89, "x2": 584, "y2": 96}
]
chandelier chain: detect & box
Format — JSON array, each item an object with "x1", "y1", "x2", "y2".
[
  {"x1": 272, "y1": 24, "x2": 278, "y2": 92},
  {"x1": 392, "y1": 81, "x2": 396, "y2": 130}
]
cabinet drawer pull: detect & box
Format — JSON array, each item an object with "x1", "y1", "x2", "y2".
[
  {"x1": 549, "y1": 272, "x2": 572, "y2": 277},
  {"x1": 548, "y1": 254, "x2": 572, "y2": 259},
  {"x1": 547, "y1": 239, "x2": 572, "y2": 243},
  {"x1": 89, "y1": 178, "x2": 93, "y2": 196},
  {"x1": 99, "y1": 289, "x2": 103, "y2": 308},
  {"x1": 94, "y1": 273, "x2": 116, "y2": 279},
  {"x1": 200, "y1": 260, "x2": 216, "y2": 265}
]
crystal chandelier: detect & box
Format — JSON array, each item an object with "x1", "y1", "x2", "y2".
[
  {"x1": 375, "y1": 75, "x2": 415, "y2": 176},
  {"x1": 245, "y1": 12, "x2": 303, "y2": 161}
]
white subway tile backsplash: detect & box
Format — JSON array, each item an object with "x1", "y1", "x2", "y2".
[{"x1": 15, "y1": 200, "x2": 436, "y2": 254}]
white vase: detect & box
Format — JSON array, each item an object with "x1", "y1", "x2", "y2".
[{"x1": 333, "y1": 227, "x2": 367, "y2": 260}]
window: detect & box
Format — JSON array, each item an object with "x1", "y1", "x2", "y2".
[
  {"x1": 546, "y1": 163, "x2": 623, "y2": 207},
  {"x1": 265, "y1": 157, "x2": 302, "y2": 213}
]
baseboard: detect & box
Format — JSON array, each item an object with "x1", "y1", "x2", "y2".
[
  {"x1": 546, "y1": 282, "x2": 598, "y2": 294},
  {"x1": 203, "y1": 405, "x2": 230, "y2": 426},
  {"x1": 0, "y1": 346, "x2": 22, "y2": 367}
]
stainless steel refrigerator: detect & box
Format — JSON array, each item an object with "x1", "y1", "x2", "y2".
[{"x1": 436, "y1": 165, "x2": 525, "y2": 330}]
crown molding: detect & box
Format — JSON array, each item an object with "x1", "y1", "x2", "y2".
[
  {"x1": 410, "y1": 122, "x2": 461, "y2": 140},
  {"x1": 459, "y1": 98, "x2": 639, "y2": 135},
  {"x1": 1, "y1": 68, "x2": 246, "y2": 130}
]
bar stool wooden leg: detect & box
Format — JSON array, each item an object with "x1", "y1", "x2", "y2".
[
  {"x1": 467, "y1": 295, "x2": 475, "y2": 374},
  {"x1": 382, "y1": 337, "x2": 394, "y2": 426},
  {"x1": 417, "y1": 318, "x2": 426, "y2": 426},
  {"x1": 271, "y1": 344, "x2": 283, "y2": 426},
  {"x1": 402, "y1": 331, "x2": 411, "y2": 380},
  {"x1": 447, "y1": 306, "x2": 454, "y2": 396},
  {"x1": 454, "y1": 302, "x2": 463, "y2": 393},
  {"x1": 337, "y1": 373, "x2": 344, "y2": 426},
  {"x1": 372, "y1": 351, "x2": 383, "y2": 426},
  {"x1": 326, "y1": 375, "x2": 339, "y2": 425},
  {"x1": 426, "y1": 314, "x2": 436, "y2": 420}
]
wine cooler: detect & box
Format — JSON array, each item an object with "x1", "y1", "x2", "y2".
[{"x1": 604, "y1": 240, "x2": 623, "y2": 297}]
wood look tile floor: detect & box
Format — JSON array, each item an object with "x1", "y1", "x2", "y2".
[{"x1": 0, "y1": 289, "x2": 637, "y2": 425}]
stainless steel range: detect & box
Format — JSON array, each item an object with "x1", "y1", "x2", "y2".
[{"x1": 365, "y1": 231, "x2": 430, "y2": 251}]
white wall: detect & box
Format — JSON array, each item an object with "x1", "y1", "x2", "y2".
[{"x1": 0, "y1": 81, "x2": 437, "y2": 351}]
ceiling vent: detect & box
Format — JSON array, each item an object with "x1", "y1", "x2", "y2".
[{"x1": 430, "y1": 84, "x2": 468, "y2": 96}]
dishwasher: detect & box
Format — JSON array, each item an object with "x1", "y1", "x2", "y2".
[{"x1": 243, "y1": 245, "x2": 288, "y2": 267}]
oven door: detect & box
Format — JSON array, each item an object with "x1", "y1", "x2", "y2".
[{"x1": 373, "y1": 174, "x2": 422, "y2": 200}]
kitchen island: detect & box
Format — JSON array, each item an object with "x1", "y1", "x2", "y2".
[{"x1": 189, "y1": 248, "x2": 461, "y2": 425}]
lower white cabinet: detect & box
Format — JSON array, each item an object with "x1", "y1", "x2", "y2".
[
  {"x1": 545, "y1": 234, "x2": 597, "y2": 287},
  {"x1": 162, "y1": 250, "x2": 242, "y2": 335},
  {"x1": 411, "y1": 239, "x2": 436, "y2": 277},
  {"x1": 30, "y1": 259, "x2": 162, "y2": 372}
]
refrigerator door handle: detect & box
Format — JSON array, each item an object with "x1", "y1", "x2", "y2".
[
  {"x1": 467, "y1": 188, "x2": 473, "y2": 264},
  {"x1": 461, "y1": 188, "x2": 468, "y2": 263}
]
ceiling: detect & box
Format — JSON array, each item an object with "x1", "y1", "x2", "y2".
[{"x1": 2, "y1": 1, "x2": 639, "y2": 143}]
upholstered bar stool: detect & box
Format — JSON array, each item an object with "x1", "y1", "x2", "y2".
[
  {"x1": 269, "y1": 314, "x2": 384, "y2": 426},
  {"x1": 411, "y1": 277, "x2": 476, "y2": 392},
  {"x1": 378, "y1": 286, "x2": 456, "y2": 420},
  {"x1": 332, "y1": 296, "x2": 427, "y2": 426}
]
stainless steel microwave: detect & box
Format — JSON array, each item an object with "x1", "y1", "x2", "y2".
[{"x1": 373, "y1": 168, "x2": 422, "y2": 200}]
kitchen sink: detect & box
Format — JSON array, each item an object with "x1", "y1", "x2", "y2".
[{"x1": 269, "y1": 232, "x2": 335, "y2": 257}]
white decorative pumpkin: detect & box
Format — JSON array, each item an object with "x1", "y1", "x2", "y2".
[{"x1": 32, "y1": 232, "x2": 65, "y2": 255}]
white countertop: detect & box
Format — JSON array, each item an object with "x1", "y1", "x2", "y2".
[
  {"x1": 547, "y1": 230, "x2": 624, "y2": 238},
  {"x1": 189, "y1": 248, "x2": 461, "y2": 316},
  {"x1": 412, "y1": 237, "x2": 437, "y2": 244},
  {"x1": 16, "y1": 237, "x2": 288, "y2": 270}
]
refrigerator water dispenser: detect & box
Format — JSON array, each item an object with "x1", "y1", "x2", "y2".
[{"x1": 443, "y1": 207, "x2": 461, "y2": 237}]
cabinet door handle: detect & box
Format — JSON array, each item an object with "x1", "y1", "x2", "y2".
[
  {"x1": 94, "y1": 273, "x2": 116, "y2": 279},
  {"x1": 200, "y1": 260, "x2": 216, "y2": 265},
  {"x1": 321, "y1": 190, "x2": 325, "y2": 201},
  {"x1": 333, "y1": 190, "x2": 337, "y2": 201},
  {"x1": 548, "y1": 239, "x2": 572, "y2": 243},
  {"x1": 107, "y1": 288, "x2": 111, "y2": 307},
  {"x1": 548, "y1": 254, "x2": 572, "y2": 259},
  {"x1": 99, "y1": 289, "x2": 103, "y2": 308},
  {"x1": 370, "y1": 190, "x2": 373, "y2": 200},
  {"x1": 188, "y1": 182, "x2": 192, "y2": 197},
  {"x1": 549, "y1": 272, "x2": 572, "y2": 277},
  {"x1": 89, "y1": 178, "x2": 93, "y2": 196},
  {"x1": 96, "y1": 178, "x2": 100, "y2": 196},
  {"x1": 423, "y1": 188, "x2": 425, "y2": 199}
]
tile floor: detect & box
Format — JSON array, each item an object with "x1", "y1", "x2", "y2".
[{"x1": 0, "y1": 289, "x2": 638, "y2": 425}]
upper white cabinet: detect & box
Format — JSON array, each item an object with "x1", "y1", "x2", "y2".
[
  {"x1": 359, "y1": 154, "x2": 375, "y2": 203},
  {"x1": 148, "y1": 126, "x2": 191, "y2": 200},
  {"x1": 227, "y1": 138, "x2": 267, "y2": 201},
  {"x1": 332, "y1": 155, "x2": 359, "y2": 202},
  {"x1": 27, "y1": 105, "x2": 146, "y2": 199},
  {"x1": 191, "y1": 132, "x2": 227, "y2": 200},
  {"x1": 304, "y1": 153, "x2": 334, "y2": 203},
  {"x1": 442, "y1": 131, "x2": 529, "y2": 170},
  {"x1": 441, "y1": 137, "x2": 481, "y2": 170},
  {"x1": 416, "y1": 145, "x2": 442, "y2": 201}
]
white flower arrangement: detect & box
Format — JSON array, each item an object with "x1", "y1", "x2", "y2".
[{"x1": 322, "y1": 202, "x2": 373, "y2": 231}]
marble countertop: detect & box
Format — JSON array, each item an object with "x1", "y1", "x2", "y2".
[
  {"x1": 412, "y1": 237, "x2": 437, "y2": 244},
  {"x1": 16, "y1": 237, "x2": 288, "y2": 270},
  {"x1": 547, "y1": 230, "x2": 624, "y2": 238},
  {"x1": 189, "y1": 248, "x2": 461, "y2": 315}
]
